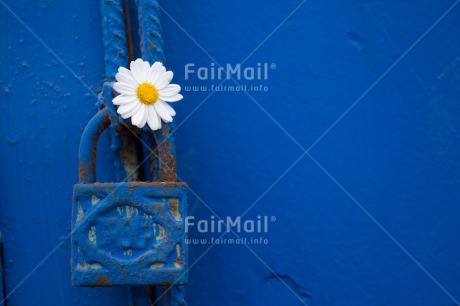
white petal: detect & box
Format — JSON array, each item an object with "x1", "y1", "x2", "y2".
[
  {"x1": 158, "y1": 84, "x2": 181, "y2": 97},
  {"x1": 139, "y1": 105, "x2": 149, "y2": 128},
  {"x1": 148, "y1": 62, "x2": 165, "y2": 84},
  {"x1": 113, "y1": 82, "x2": 136, "y2": 95},
  {"x1": 160, "y1": 94, "x2": 183, "y2": 102},
  {"x1": 131, "y1": 104, "x2": 146, "y2": 127},
  {"x1": 154, "y1": 100, "x2": 173, "y2": 122},
  {"x1": 116, "y1": 69, "x2": 137, "y2": 86},
  {"x1": 160, "y1": 100, "x2": 176, "y2": 116},
  {"x1": 155, "y1": 71, "x2": 173, "y2": 90},
  {"x1": 118, "y1": 67, "x2": 130, "y2": 74},
  {"x1": 113, "y1": 95, "x2": 137, "y2": 105},
  {"x1": 147, "y1": 106, "x2": 160, "y2": 130},
  {"x1": 156, "y1": 112, "x2": 162, "y2": 129},
  {"x1": 130, "y1": 59, "x2": 150, "y2": 84},
  {"x1": 117, "y1": 100, "x2": 141, "y2": 118}
]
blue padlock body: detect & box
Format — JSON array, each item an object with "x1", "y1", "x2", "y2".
[{"x1": 71, "y1": 182, "x2": 188, "y2": 286}]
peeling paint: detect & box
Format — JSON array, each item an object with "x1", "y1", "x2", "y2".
[
  {"x1": 174, "y1": 244, "x2": 181, "y2": 268},
  {"x1": 150, "y1": 262, "x2": 165, "y2": 269},
  {"x1": 76, "y1": 205, "x2": 84, "y2": 223},
  {"x1": 91, "y1": 195, "x2": 100, "y2": 205},
  {"x1": 76, "y1": 261, "x2": 102, "y2": 270},
  {"x1": 88, "y1": 226, "x2": 96, "y2": 245},
  {"x1": 125, "y1": 205, "x2": 138, "y2": 219},
  {"x1": 117, "y1": 205, "x2": 139, "y2": 220},
  {"x1": 123, "y1": 248, "x2": 132, "y2": 256},
  {"x1": 155, "y1": 224, "x2": 165, "y2": 240},
  {"x1": 168, "y1": 198, "x2": 181, "y2": 221}
]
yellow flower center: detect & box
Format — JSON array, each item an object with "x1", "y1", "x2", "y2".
[{"x1": 136, "y1": 82, "x2": 159, "y2": 105}]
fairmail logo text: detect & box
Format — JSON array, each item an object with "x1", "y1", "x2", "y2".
[
  {"x1": 184, "y1": 63, "x2": 275, "y2": 81},
  {"x1": 185, "y1": 215, "x2": 275, "y2": 233}
]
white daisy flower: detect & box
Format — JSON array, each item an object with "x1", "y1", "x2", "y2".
[{"x1": 112, "y1": 59, "x2": 183, "y2": 130}]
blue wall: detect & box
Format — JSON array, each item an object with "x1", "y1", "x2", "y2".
[{"x1": 1, "y1": 0, "x2": 460, "y2": 305}]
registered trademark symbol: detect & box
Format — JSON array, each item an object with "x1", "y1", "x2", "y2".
[
  {"x1": 270, "y1": 216, "x2": 276, "y2": 222},
  {"x1": 270, "y1": 63, "x2": 276, "y2": 69}
]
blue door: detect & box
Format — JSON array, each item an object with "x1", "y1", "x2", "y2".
[{"x1": 1, "y1": 0, "x2": 460, "y2": 305}]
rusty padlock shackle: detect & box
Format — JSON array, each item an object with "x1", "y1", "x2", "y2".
[
  {"x1": 78, "y1": 107, "x2": 177, "y2": 183},
  {"x1": 78, "y1": 108, "x2": 175, "y2": 183},
  {"x1": 78, "y1": 108, "x2": 111, "y2": 183}
]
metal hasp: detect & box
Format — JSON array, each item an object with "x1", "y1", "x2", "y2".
[{"x1": 71, "y1": 108, "x2": 188, "y2": 286}]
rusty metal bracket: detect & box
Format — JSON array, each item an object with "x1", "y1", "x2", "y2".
[{"x1": 99, "y1": 0, "x2": 140, "y2": 182}]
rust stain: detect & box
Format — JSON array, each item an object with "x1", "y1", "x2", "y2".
[
  {"x1": 168, "y1": 199, "x2": 181, "y2": 221},
  {"x1": 123, "y1": 2, "x2": 135, "y2": 62},
  {"x1": 152, "y1": 203, "x2": 162, "y2": 210},
  {"x1": 173, "y1": 244, "x2": 181, "y2": 268},
  {"x1": 174, "y1": 256, "x2": 181, "y2": 268},
  {"x1": 152, "y1": 126, "x2": 177, "y2": 182},
  {"x1": 117, "y1": 125, "x2": 140, "y2": 181},
  {"x1": 95, "y1": 275, "x2": 112, "y2": 286},
  {"x1": 90, "y1": 112, "x2": 110, "y2": 182},
  {"x1": 78, "y1": 162, "x2": 89, "y2": 182}
]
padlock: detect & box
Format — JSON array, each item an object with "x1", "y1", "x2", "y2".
[{"x1": 71, "y1": 108, "x2": 188, "y2": 286}]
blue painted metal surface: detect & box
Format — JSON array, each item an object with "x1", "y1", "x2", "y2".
[
  {"x1": 0, "y1": 234, "x2": 5, "y2": 304},
  {"x1": 1, "y1": 0, "x2": 460, "y2": 305},
  {"x1": 72, "y1": 108, "x2": 188, "y2": 286}
]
